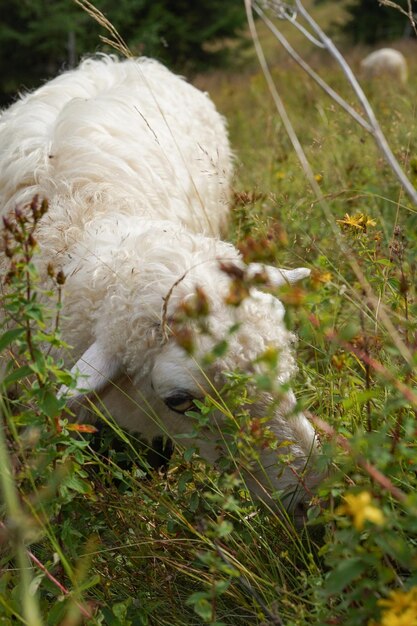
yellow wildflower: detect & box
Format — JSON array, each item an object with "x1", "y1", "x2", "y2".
[
  {"x1": 337, "y1": 212, "x2": 376, "y2": 231},
  {"x1": 374, "y1": 587, "x2": 417, "y2": 626},
  {"x1": 379, "y1": 587, "x2": 417, "y2": 612},
  {"x1": 336, "y1": 491, "x2": 385, "y2": 530},
  {"x1": 331, "y1": 353, "x2": 347, "y2": 371},
  {"x1": 337, "y1": 213, "x2": 364, "y2": 229},
  {"x1": 380, "y1": 608, "x2": 417, "y2": 626},
  {"x1": 314, "y1": 173, "x2": 323, "y2": 183},
  {"x1": 311, "y1": 269, "x2": 332, "y2": 287},
  {"x1": 275, "y1": 171, "x2": 286, "y2": 180},
  {"x1": 361, "y1": 214, "x2": 377, "y2": 228}
]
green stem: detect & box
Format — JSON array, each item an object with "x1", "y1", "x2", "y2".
[{"x1": 0, "y1": 397, "x2": 43, "y2": 626}]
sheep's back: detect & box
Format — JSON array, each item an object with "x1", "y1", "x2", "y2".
[
  {"x1": 0, "y1": 56, "x2": 232, "y2": 238},
  {"x1": 360, "y1": 48, "x2": 408, "y2": 83}
]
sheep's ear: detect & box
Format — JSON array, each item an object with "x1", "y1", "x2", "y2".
[
  {"x1": 247, "y1": 263, "x2": 310, "y2": 288},
  {"x1": 60, "y1": 341, "x2": 121, "y2": 399}
]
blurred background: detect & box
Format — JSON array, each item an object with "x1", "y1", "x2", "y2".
[{"x1": 0, "y1": 0, "x2": 415, "y2": 105}]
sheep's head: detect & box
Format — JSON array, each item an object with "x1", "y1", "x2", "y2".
[{"x1": 62, "y1": 245, "x2": 320, "y2": 518}]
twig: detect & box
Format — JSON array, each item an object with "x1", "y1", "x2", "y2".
[
  {"x1": 73, "y1": 0, "x2": 131, "y2": 58},
  {"x1": 161, "y1": 271, "x2": 189, "y2": 341},
  {"x1": 325, "y1": 329, "x2": 417, "y2": 408},
  {"x1": 379, "y1": 0, "x2": 417, "y2": 37},
  {"x1": 259, "y1": 0, "x2": 325, "y2": 47},
  {"x1": 255, "y1": 0, "x2": 417, "y2": 206},
  {"x1": 27, "y1": 549, "x2": 94, "y2": 620},
  {"x1": 293, "y1": 0, "x2": 417, "y2": 207},
  {"x1": 253, "y1": 4, "x2": 373, "y2": 133},
  {"x1": 0, "y1": 518, "x2": 94, "y2": 620},
  {"x1": 309, "y1": 414, "x2": 408, "y2": 504}
]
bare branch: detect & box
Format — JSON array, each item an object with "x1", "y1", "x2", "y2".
[
  {"x1": 254, "y1": 3, "x2": 373, "y2": 133},
  {"x1": 379, "y1": 0, "x2": 417, "y2": 37},
  {"x1": 259, "y1": 0, "x2": 325, "y2": 46},
  {"x1": 255, "y1": 0, "x2": 417, "y2": 206},
  {"x1": 309, "y1": 414, "x2": 408, "y2": 504},
  {"x1": 293, "y1": 0, "x2": 417, "y2": 206}
]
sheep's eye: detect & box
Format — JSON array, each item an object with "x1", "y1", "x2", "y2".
[{"x1": 164, "y1": 392, "x2": 195, "y2": 414}]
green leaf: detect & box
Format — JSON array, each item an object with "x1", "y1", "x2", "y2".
[
  {"x1": 216, "y1": 520, "x2": 233, "y2": 538},
  {"x1": 61, "y1": 474, "x2": 92, "y2": 495},
  {"x1": 254, "y1": 373, "x2": 272, "y2": 391},
  {"x1": 183, "y1": 446, "x2": 197, "y2": 462},
  {"x1": 25, "y1": 304, "x2": 44, "y2": 323},
  {"x1": 186, "y1": 593, "x2": 212, "y2": 621},
  {"x1": 112, "y1": 599, "x2": 133, "y2": 625},
  {"x1": 0, "y1": 327, "x2": 25, "y2": 352},
  {"x1": 325, "y1": 557, "x2": 367, "y2": 594},
  {"x1": 77, "y1": 574, "x2": 101, "y2": 593},
  {"x1": 54, "y1": 370, "x2": 75, "y2": 386},
  {"x1": 189, "y1": 491, "x2": 200, "y2": 513},
  {"x1": 37, "y1": 390, "x2": 62, "y2": 418},
  {"x1": 214, "y1": 579, "x2": 231, "y2": 594},
  {"x1": 212, "y1": 340, "x2": 228, "y2": 357},
  {"x1": 178, "y1": 470, "x2": 193, "y2": 495},
  {"x1": 47, "y1": 599, "x2": 68, "y2": 626},
  {"x1": 342, "y1": 389, "x2": 379, "y2": 410},
  {"x1": 3, "y1": 364, "x2": 32, "y2": 386}
]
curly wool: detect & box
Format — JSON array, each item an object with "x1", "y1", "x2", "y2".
[{"x1": 0, "y1": 55, "x2": 318, "y2": 513}]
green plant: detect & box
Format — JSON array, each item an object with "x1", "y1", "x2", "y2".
[{"x1": 0, "y1": 198, "x2": 100, "y2": 623}]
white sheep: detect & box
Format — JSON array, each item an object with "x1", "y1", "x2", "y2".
[
  {"x1": 361, "y1": 48, "x2": 408, "y2": 84},
  {"x1": 0, "y1": 55, "x2": 319, "y2": 516}
]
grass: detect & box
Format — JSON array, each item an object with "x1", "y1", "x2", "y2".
[{"x1": 1, "y1": 3, "x2": 417, "y2": 625}]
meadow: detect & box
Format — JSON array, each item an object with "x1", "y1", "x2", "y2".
[{"x1": 1, "y1": 2, "x2": 417, "y2": 625}]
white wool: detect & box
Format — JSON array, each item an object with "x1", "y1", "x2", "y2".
[
  {"x1": 361, "y1": 48, "x2": 408, "y2": 84},
  {"x1": 0, "y1": 55, "x2": 319, "y2": 513}
]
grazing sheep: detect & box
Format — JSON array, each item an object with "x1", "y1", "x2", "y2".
[
  {"x1": 361, "y1": 48, "x2": 408, "y2": 84},
  {"x1": 0, "y1": 55, "x2": 319, "y2": 515}
]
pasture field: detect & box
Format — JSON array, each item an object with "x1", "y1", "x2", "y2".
[{"x1": 1, "y1": 4, "x2": 417, "y2": 625}]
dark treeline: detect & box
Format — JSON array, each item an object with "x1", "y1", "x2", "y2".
[
  {"x1": 342, "y1": 0, "x2": 417, "y2": 43},
  {"x1": 1, "y1": 0, "x2": 415, "y2": 106},
  {"x1": 0, "y1": 0, "x2": 247, "y2": 105}
]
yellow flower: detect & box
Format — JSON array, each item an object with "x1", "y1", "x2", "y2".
[
  {"x1": 380, "y1": 608, "x2": 417, "y2": 626},
  {"x1": 337, "y1": 212, "x2": 376, "y2": 231},
  {"x1": 379, "y1": 587, "x2": 417, "y2": 611},
  {"x1": 337, "y1": 212, "x2": 363, "y2": 229},
  {"x1": 362, "y1": 214, "x2": 377, "y2": 228},
  {"x1": 314, "y1": 173, "x2": 323, "y2": 183},
  {"x1": 275, "y1": 171, "x2": 286, "y2": 180},
  {"x1": 311, "y1": 269, "x2": 332, "y2": 287},
  {"x1": 374, "y1": 587, "x2": 417, "y2": 626},
  {"x1": 336, "y1": 491, "x2": 385, "y2": 530}
]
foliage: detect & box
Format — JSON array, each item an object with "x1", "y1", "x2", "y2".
[
  {"x1": 0, "y1": 0, "x2": 247, "y2": 105},
  {"x1": 210, "y1": 30, "x2": 417, "y2": 622},
  {"x1": 0, "y1": 198, "x2": 101, "y2": 623}
]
